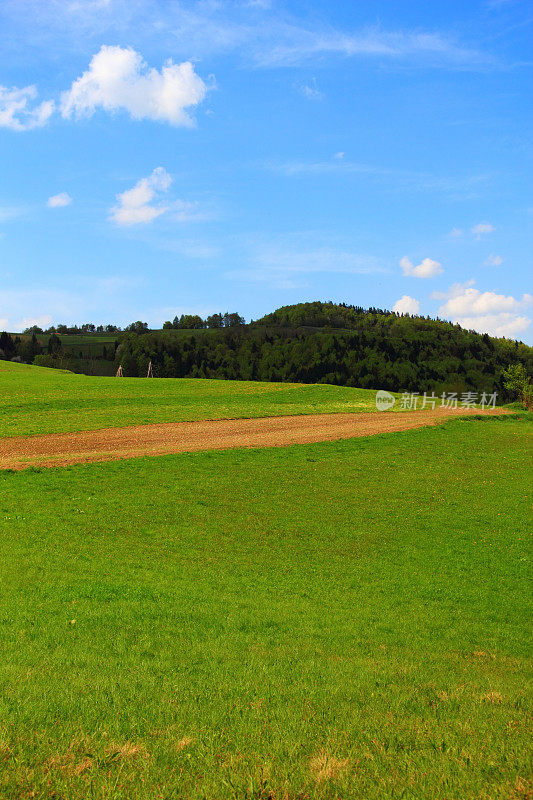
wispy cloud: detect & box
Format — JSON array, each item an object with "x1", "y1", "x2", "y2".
[
  {"x1": 484, "y1": 253, "x2": 503, "y2": 266},
  {"x1": 296, "y1": 77, "x2": 323, "y2": 100},
  {"x1": 447, "y1": 222, "x2": 498, "y2": 240},
  {"x1": 448, "y1": 227, "x2": 464, "y2": 238},
  {"x1": 0, "y1": 1, "x2": 492, "y2": 72},
  {"x1": 0, "y1": 85, "x2": 54, "y2": 131},
  {"x1": 266, "y1": 157, "x2": 489, "y2": 197},
  {"x1": 0, "y1": 288, "x2": 85, "y2": 332},
  {"x1": 250, "y1": 26, "x2": 489, "y2": 69},
  {"x1": 0, "y1": 205, "x2": 26, "y2": 222},
  {"x1": 471, "y1": 221, "x2": 495, "y2": 238},
  {"x1": 0, "y1": 277, "x2": 152, "y2": 331},
  {"x1": 227, "y1": 239, "x2": 386, "y2": 288},
  {"x1": 47, "y1": 192, "x2": 73, "y2": 208}
]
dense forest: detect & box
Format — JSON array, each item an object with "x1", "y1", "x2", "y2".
[{"x1": 2, "y1": 302, "x2": 532, "y2": 398}]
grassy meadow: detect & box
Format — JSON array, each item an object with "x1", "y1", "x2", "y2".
[
  {"x1": 0, "y1": 413, "x2": 531, "y2": 799},
  {"x1": 0, "y1": 361, "x2": 396, "y2": 439}
]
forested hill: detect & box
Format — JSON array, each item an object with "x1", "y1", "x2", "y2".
[
  {"x1": 254, "y1": 301, "x2": 400, "y2": 329},
  {"x1": 113, "y1": 302, "x2": 532, "y2": 397}
]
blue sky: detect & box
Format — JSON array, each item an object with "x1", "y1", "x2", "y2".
[{"x1": 1, "y1": 0, "x2": 532, "y2": 340}]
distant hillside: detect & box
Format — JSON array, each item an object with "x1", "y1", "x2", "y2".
[
  {"x1": 254, "y1": 301, "x2": 397, "y2": 329},
  {"x1": 254, "y1": 300, "x2": 531, "y2": 341},
  {"x1": 2, "y1": 302, "x2": 531, "y2": 397}
]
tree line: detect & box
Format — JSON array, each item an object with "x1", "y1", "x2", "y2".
[
  {"x1": 19, "y1": 311, "x2": 245, "y2": 336},
  {"x1": 22, "y1": 323, "x2": 121, "y2": 335}
]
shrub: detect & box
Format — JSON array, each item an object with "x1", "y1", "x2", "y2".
[{"x1": 502, "y1": 363, "x2": 533, "y2": 409}]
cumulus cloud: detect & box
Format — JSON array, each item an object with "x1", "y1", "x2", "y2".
[
  {"x1": 435, "y1": 281, "x2": 532, "y2": 338},
  {"x1": 110, "y1": 167, "x2": 172, "y2": 225},
  {"x1": 61, "y1": 46, "x2": 208, "y2": 126},
  {"x1": 47, "y1": 192, "x2": 72, "y2": 208},
  {"x1": 471, "y1": 222, "x2": 494, "y2": 238},
  {"x1": 450, "y1": 313, "x2": 530, "y2": 338},
  {"x1": 0, "y1": 85, "x2": 54, "y2": 131},
  {"x1": 484, "y1": 253, "x2": 503, "y2": 267},
  {"x1": 393, "y1": 295, "x2": 420, "y2": 315},
  {"x1": 400, "y1": 256, "x2": 443, "y2": 278}
]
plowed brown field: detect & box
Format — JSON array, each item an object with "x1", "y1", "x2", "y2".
[{"x1": 0, "y1": 406, "x2": 510, "y2": 471}]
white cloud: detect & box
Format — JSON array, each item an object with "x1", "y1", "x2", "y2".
[
  {"x1": 431, "y1": 280, "x2": 475, "y2": 302},
  {"x1": 251, "y1": 26, "x2": 486, "y2": 69},
  {"x1": 484, "y1": 253, "x2": 503, "y2": 266},
  {"x1": 393, "y1": 295, "x2": 420, "y2": 315},
  {"x1": 298, "y1": 78, "x2": 323, "y2": 99},
  {"x1": 61, "y1": 45, "x2": 208, "y2": 126},
  {"x1": 450, "y1": 313, "x2": 530, "y2": 338},
  {"x1": 0, "y1": 206, "x2": 25, "y2": 222},
  {"x1": 400, "y1": 256, "x2": 443, "y2": 278},
  {"x1": 1, "y1": 2, "x2": 489, "y2": 72},
  {"x1": 47, "y1": 192, "x2": 73, "y2": 208},
  {"x1": 270, "y1": 159, "x2": 487, "y2": 197},
  {"x1": 254, "y1": 248, "x2": 384, "y2": 275},
  {"x1": 18, "y1": 314, "x2": 53, "y2": 331},
  {"x1": 226, "y1": 239, "x2": 386, "y2": 288},
  {"x1": 171, "y1": 199, "x2": 212, "y2": 223},
  {"x1": 0, "y1": 317, "x2": 8, "y2": 329},
  {"x1": 441, "y1": 287, "x2": 530, "y2": 316},
  {"x1": 0, "y1": 84, "x2": 54, "y2": 131},
  {"x1": 436, "y1": 281, "x2": 532, "y2": 338},
  {"x1": 334, "y1": 151, "x2": 345, "y2": 160},
  {"x1": 448, "y1": 224, "x2": 496, "y2": 240},
  {"x1": 471, "y1": 222, "x2": 494, "y2": 238},
  {"x1": 0, "y1": 281, "x2": 152, "y2": 331},
  {"x1": 110, "y1": 167, "x2": 172, "y2": 226}
]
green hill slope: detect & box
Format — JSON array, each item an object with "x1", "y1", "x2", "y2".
[{"x1": 0, "y1": 360, "x2": 387, "y2": 439}]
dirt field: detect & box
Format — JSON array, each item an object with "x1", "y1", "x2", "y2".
[{"x1": 0, "y1": 407, "x2": 510, "y2": 470}]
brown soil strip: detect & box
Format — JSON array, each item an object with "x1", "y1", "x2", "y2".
[{"x1": 0, "y1": 407, "x2": 510, "y2": 471}]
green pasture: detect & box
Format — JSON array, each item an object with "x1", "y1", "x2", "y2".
[
  {"x1": 0, "y1": 361, "x2": 395, "y2": 439},
  {"x1": 0, "y1": 416, "x2": 531, "y2": 799},
  {"x1": 15, "y1": 333, "x2": 117, "y2": 347},
  {"x1": 15, "y1": 332, "x2": 117, "y2": 356}
]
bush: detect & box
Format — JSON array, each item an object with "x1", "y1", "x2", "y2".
[
  {"x1": 33, "y1": 354, "x2": 59, "y2": 368},
  {"x1": 502, "y1": 363, "x2": 533, "y2": 410}
]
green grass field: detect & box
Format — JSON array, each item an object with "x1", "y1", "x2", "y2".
[
  {"x1": 16, "y1": 331, "x2": 118, "y2": 350},
  {"x1": 0, "y1": 414, "x2": 531, "y2": 799},
  {"x1": 0, "y1": 361, "x2": 395, "y2": 439}
]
